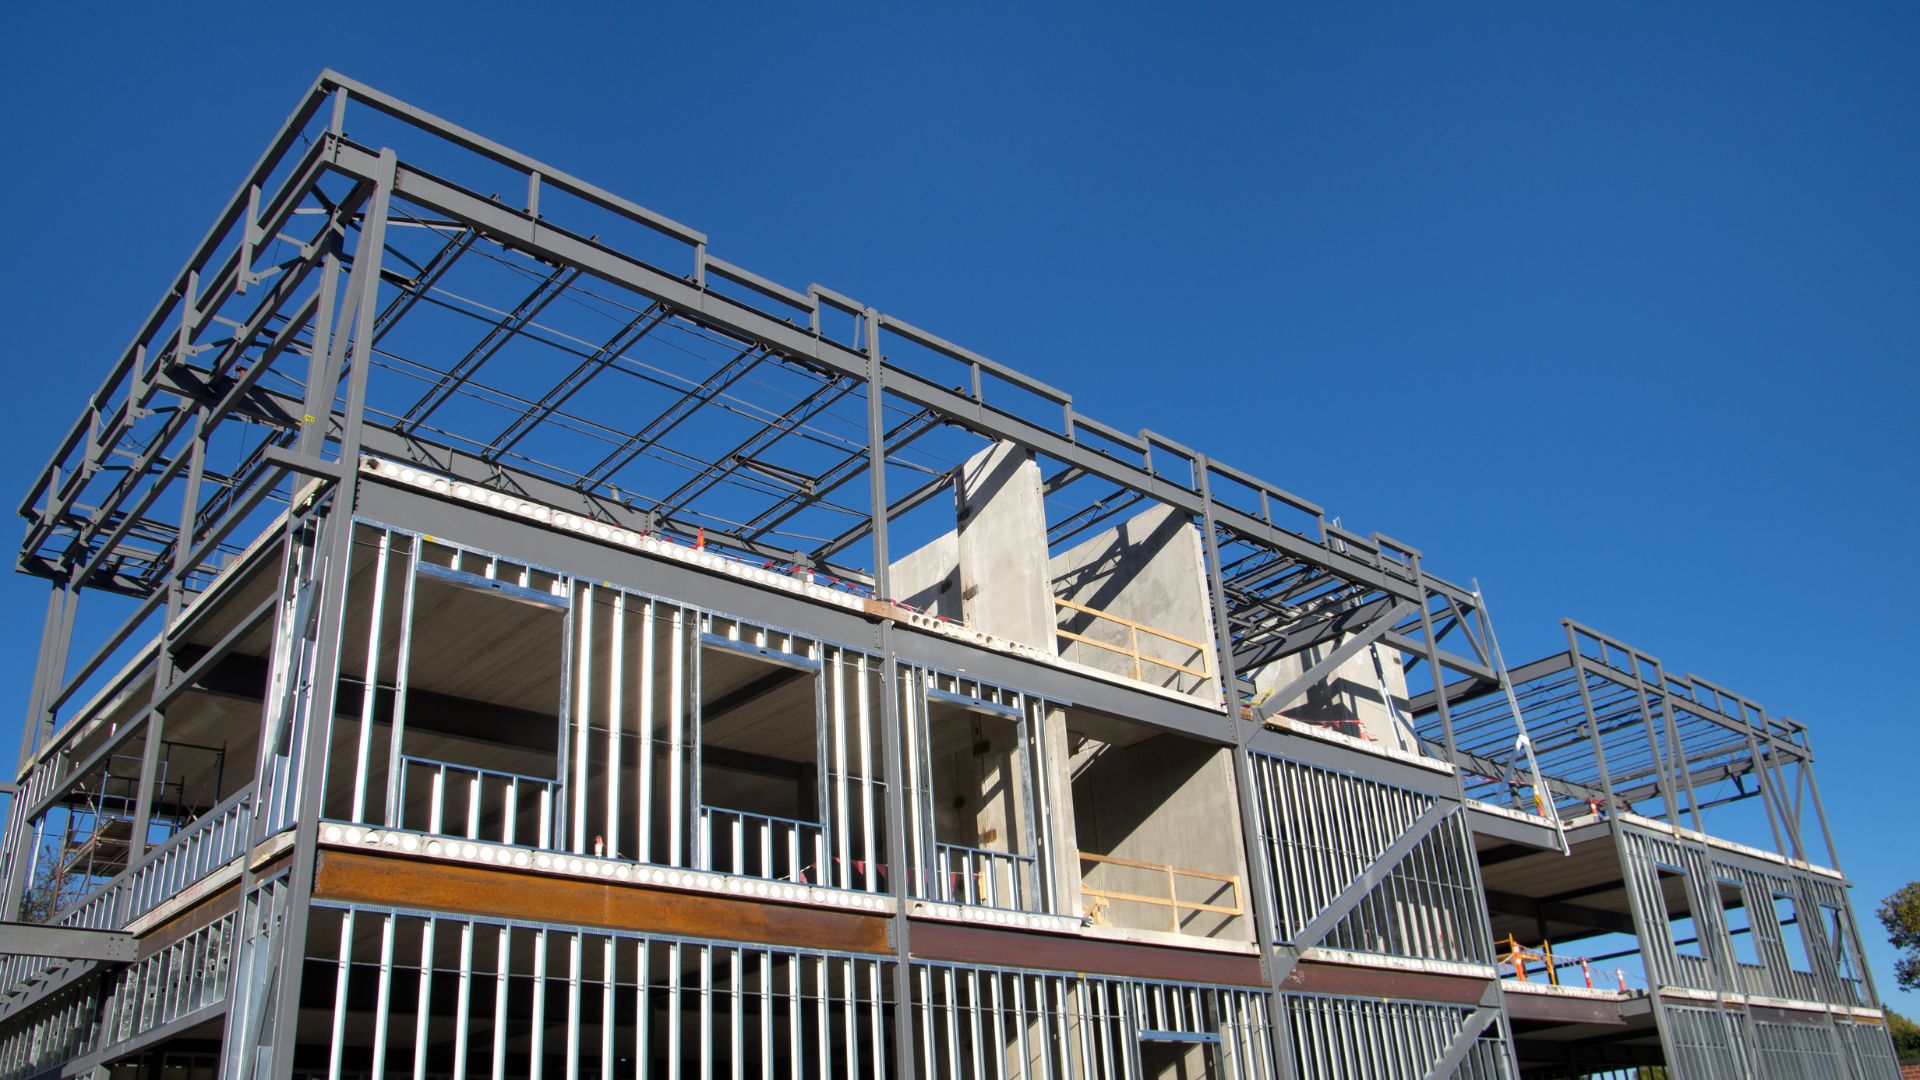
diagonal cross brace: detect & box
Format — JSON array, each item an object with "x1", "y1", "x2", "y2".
[
  {"x1": 1286, "y1": 801, "x2": 1452, "y2": 955},
  {"x1": 1251, "y1": 599, "x2": 1419, "y2": 722},
  {"x1": 1422, "y1": 1003, "x2": 1501, "y2": 1080}
]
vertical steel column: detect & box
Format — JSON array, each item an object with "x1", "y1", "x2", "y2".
[
  {"x1": 862, "y1": 306, "x2": 917, "y2": 1079},
  {"x1": 1562, "y1": 622, "x2": 1619, "y2": 811},
  {"x1": 1618, "y1": 649, "x2": 1682, "y2": 827},
  {"x1": 573, "y1": 586, "x2": 593, "y2": 854},
  {"x1": 1194, "y1": 454, "x2": 1297, "y2": 1079},
  {"x1": 608, "y1": 594, "x2": 624, "y2": 858},
  {"x1": 1407, "y1": 554, "x2": 1459, "y2": 767},
  {"x1": 831, "y1": 655, "x2": 850, "y2": 890},
  {"x1": 131, "y1": 417, "x2": 210, "y2": 868},
  {"x1": 13, "y1": 581, "x2": 75, "y2": 773},
  {"x1": 383, "y1": 539, "x2": 420, "y2": 829},
  {"x1": 264, "y1": 150, "x2": 397, "y2": 1080},
  {"x1": 1795, "y1": 729, "x2": 1841, "y2": 872},
  {"x1": 349, "y1": 531, "x2": 392, "y2": 823},
  {"x1": 3, "y1": 581, "x2": 76, "y2": 919},
  {"x1": 668, "y1": 607, "x2": 685, "y2": 867},
  {"x1": 1651, "y1": 663, "x2": 1705, "y2": 834},
  {"x1": 1732, "y1": 699, "x2": 1791, "y2": 860},
  {"x1": 412, "y1": 919, "x2": 435, "y2": 1080},
  {"x1": 635, "y1": 601, "x2": 655, "y2": 864}
]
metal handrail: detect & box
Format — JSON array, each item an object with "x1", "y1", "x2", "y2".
[
  {"x1": 396, "y1": 755, "x2": 556, "y2": 848},
  {"x1": 698, "y1": 805, "x2": 825, "y2": 884},
  {"x1": 124, "y1": 788, "x2": 252, "y2": 919},
  {"x1": 933, "y1": 841, "x2": 1038, "y2": 912}
]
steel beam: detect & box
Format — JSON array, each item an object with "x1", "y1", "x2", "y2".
[{"x1": 0, "y1": 923, "x2": 133, "y2": 962}]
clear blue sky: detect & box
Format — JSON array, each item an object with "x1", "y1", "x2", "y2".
[{"x1": 2, "y1": 3, "x2": 1915, "y2": 1011}]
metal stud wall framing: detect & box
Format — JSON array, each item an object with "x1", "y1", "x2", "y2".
[
  {"x1": 0, "y1": 900, "x2": 243, "y2": 1080},
  {"x1": 1280, "y1": 994, "x2": 1511, "y2": 1080},
  {"x1": 910, "y1": 961, "x2": 1278, "y2": 1080},
  {"x1": 324, "y1": 522, "x2": 906, "y2": 901},
  {"x1": 1615, "y1": 822, "x2": 1878, "y2": 1008},
  {"x1": 1247, "y1": 753, "x2": 1492, "y2": 966},
  {"x1": 315, "y1": 903, "x2": 895, "y2": 1080},
  {"x1": 0, "y1": 70, "x2": 1901, "y2": 1080},
  {"x1": 1661, "y1": 1005, "x2": 1752, "y2": 1080}
]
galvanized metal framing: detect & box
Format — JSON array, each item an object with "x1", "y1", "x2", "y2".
[
  {"x1": 0, "y1": 71, "x2": 1897, "y2": 1079},
  {"x1": 314, "y1": 903, "x2": 896, "y2": 1079},
  {"x1": 1279, "y1": 993, "x2": 1512, "y2": 1080}
]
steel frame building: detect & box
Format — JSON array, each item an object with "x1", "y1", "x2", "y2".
[{"x1": 0, "y1": 71, "x2": 1898, "y2": 1079}]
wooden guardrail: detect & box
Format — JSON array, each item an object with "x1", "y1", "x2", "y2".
[
  {"x1": 1078, "y1": 852, "x2": 1242, "y2": 933},
  {"x1": 1053, "y1": 597, "x2": 1213, "y2": 683}
]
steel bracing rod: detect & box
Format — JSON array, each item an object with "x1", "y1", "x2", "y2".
[
  {"x1": 1796, "y1": 727, "x2": 1841, "y2": 870},
  {"x1": 1648, "y1": 660, "x2": 1704, "y2": 834},
  {"x1": 20, "y1": 72, "x2": 342, "y2": 530},
  {"x1": 1231, "y1": 592, "x2": 1402, "y2": 672},
  {"x1": 813, "y1": 467, "x2": 953, "y2": 562},
  {"x1": 1408, "y1": 653, "x2": 1578, "y2": 713},
  {"x1": 741, "y1": 408, "x2": 943, "y2": 544},
  {"x1": 1415, "y1": 738, "x2": 1609, "y2": 804},
  {"x1": 364, "y1": 227, "x2": 478, "y2": 344},
  {"x1": 648, "y1": 377, "x2": 856, "y2": 520},
  {"x1": 1562, "y1": 623, "x2": 1621, "y2": 811},
  {"x1": 176, "y1": 428, "x2": 303, "y2": 571},
  {"x1": 352, "y1": 421, "x2": 873, "y2": 582},
  {"x1": 24, "y1": 140, "x2": 349, "y2": 572},
  {"x1": 317, "y1": 137, "x2": 1486, "y2": 615},
  {"x1": 1043, "y1": 488, "x2": 1147, "y2": 549},
  {"x1": 53, "y1": 225, "x2": 339, "y2": 587},
  {"x1": 482, "y1": 302, "x2": 671, "y2": 462},
  {"x1": 1249, "y1": 600, "x2": 1419, "y2": 722},
  {"x1": 1717, "y1": 688, "x2": 1795, "y2": 858},
  {"x1": 576, "y1": 342, "x2": 767, "y2": 490},
  {"x1": 394, "y1": 262, "x2": 580, "y2": 433},
  {"x1": 1567, "y1": 650, "x2": 1809, "y2": 790}
]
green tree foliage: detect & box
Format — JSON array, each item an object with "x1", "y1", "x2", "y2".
[
  {"x1": 1879, "y1": 881, "x2": 1920, "y2": 993},
  {"x1": 17, "y1": 852, "x2": 79, "y2": 925},
  {"x1": 1887, "y1": 1009, "x2": 1920, "y2": 1060}
]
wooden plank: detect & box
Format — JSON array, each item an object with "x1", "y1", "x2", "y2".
[
  {"x1": 314, "y1": 849, "x2": 890, "y2": 955},
  {"x1": 1079, "y1": 851, "x2": 1240, "y2": 884},
  {"x1": 1052, "y1": 598, "x2": 1212, "y2": 652},
  {"x1": 1078, "y1": 886, "x2": 1242, "y2": 917},
  {"x1": 1055, "y1": 629, "x2": 1211, "y2": 679}
]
